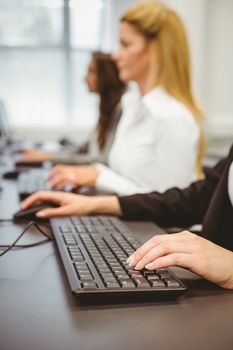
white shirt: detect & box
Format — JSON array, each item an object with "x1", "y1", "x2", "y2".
[
  {"x1": 95, "y1": 86, "x2": 200, "y2": 196},
  {"x1": 228, "y1": 162, "x2": 233, "y2": 206}
]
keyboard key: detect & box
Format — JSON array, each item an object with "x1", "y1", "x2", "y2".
[
  {"x1": 60, "y1": 225, "x2": 73, "y2": 233},
  {"x1": 134, "y1": 277, "x2": 149, "y2": 288},
  {"x1": 82, "y1": 282, "x2": 97, "y2": 290},
  {"x1": 163, "y1": 279, "x2": 180, "y2": 287},
  {"x1": 119, "y1": 280, "x2": 135, "y2": 288},
  {"x1": 146, "y1": 275, "x2": 161, "y2": 281},
  {"x1": 149, "y1": 280, "x2": 165, "y2": 288},
  {"x1": 105, "y1": 282, "x2": 120, "y2": 289}
]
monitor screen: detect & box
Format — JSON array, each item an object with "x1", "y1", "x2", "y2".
[{"x1": 0, "y1": 100, "x2": 11, "y2": 139}]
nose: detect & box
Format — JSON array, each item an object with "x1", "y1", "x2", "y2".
[
  {"x1": 112, "y1": 49, "x2": 120, "y2": 62},
  {"x1": 84, "y1": 73, "x2": 90, "y2": 88}
]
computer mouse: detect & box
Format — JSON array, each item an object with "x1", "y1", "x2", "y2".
[
  {"x1": 13, "y1": 202, "x2": 59, "y2": 222},
  {"x1": 3, "y1": 169, "x2": 22, "y2": 179},
  {"x1": 59, "y1": 137, "x2": 74, "y2": 147},
  {"x1": 14, "y1": 159, "x2": 43, "y2": 168}
]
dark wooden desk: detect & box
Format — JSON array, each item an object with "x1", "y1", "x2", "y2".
[{"x1": 1, "y1": 177, "x2": 233, "y2": 350}]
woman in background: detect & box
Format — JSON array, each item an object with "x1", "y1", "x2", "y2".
[
  {"x1": 20, "y1": 51, "x2": 126, "y2": 165},
  {"x1": 46, "y1": 1, "x2": 205, "y2": 196}
]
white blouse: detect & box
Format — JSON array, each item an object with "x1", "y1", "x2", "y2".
[
  {"x1": 94, "y1": 85, "x2": 200, "y2": 196},
  {"x1": 228, "y1": 162, "x2": 233, "y2": 206}
]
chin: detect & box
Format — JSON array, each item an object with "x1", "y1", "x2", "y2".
[{"x1": 119, "y1": 71, "x2": 130, "y2": 83}]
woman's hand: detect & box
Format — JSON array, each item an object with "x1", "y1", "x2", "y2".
[
  {"x1": 47, "y1": 165, "x2": 99, "y2": 189},
  {"x1": 21, "y1": 191, "x2": 122, "y2": 218},
  {"x1": 18, "y1": 148, "x2": 53, "y2": 162},
  {"x1": 127, "y1": 231, "x2": 233, "y2": 289}
]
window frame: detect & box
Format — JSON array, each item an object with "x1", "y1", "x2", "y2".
[{"x1": 0, "y1": 0, "x2": 107, "y2": 126}]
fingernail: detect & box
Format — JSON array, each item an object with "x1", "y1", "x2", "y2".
[
  {"x1": 36, "y1": 211, "x2": 45, "y2": 217},
  {"x1": 135, "y1": 261, "x2": 144, "y2": 270},
  {"x1": 127, "y1": 256, "x2": 135, "y2": 266},
  {"x1": 145, "y1": 263, "x2": 153, "y2": 270}
]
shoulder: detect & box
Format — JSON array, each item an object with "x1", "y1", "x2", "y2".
[
  {"x1": 143, "y1": 86, "x2": 197, "y2": 129},
  {"x1": 121, "y1": 84, "x2": 141, "y2": 106}
]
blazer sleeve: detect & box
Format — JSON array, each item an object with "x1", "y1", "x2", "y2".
[{"x1": 118, "y1": 156, "x2": 228, "y2": 228}]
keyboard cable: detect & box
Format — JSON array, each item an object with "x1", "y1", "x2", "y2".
[{"x1": 0, "y1": 220, "x2": 54, "y2": 257}]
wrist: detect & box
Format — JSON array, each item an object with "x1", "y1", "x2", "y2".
[
  {"x1": 89, "y1": 196, "x2": 122, "y2": 216},
  {"x1": 45, "y1": 153, "x2": 53, "y2": 161},
  {"x1": 219, "y1": 251, "x2": 233, "y2": 289},
  {"x1": 224, "y1": 272, "x2": 233, "y2": 289},
  {"x1": 88, "y1": 166, "x2": 100, "y2": 186}
]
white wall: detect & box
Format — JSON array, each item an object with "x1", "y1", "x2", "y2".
[{"x1": 205, "y1": 0, "x2": 233, "y2": 133}]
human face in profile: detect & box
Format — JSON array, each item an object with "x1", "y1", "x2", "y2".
[
  {"x1": 112, "y1": 21, "x2": 151, "y2": 91},
  {"x1": 85, "y1": 57, "x2": 98, "y2": 93}
]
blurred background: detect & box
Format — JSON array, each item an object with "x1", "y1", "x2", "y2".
[{"x1": 0, "y1": 0, "x2": 232, "y2": 158}]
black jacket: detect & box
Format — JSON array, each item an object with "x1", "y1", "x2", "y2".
[{"x1": 119, "y1": 145, "x2": 233, "y2": 250}]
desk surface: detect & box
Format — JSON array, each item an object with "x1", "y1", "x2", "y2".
[{"x1": 1, "y1": 168, "x2": 233, "y2": 350}]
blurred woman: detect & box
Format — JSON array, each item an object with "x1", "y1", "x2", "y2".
[
  {"x1": 47, "y1": 1, "x2": 205, "y2": 195},
  {"x1": 20, "y1": 51, "x2": 126, "y2": 165}
]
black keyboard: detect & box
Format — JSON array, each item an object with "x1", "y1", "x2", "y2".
[
  {"x1": 50, "y1": 216, "x2": 187, "y2": 301},
  {"x1": 17, "y1": 170, "x2": 115, "y2": 200},
  {"x1": 17, "y1": 169, "x2": 73, "y2": 200},
  {"x1": 17, "y1": 169, "x2": 50, "y2": 200}
]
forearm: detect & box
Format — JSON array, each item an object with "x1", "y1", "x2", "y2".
[
  {"x1": 118, "y1": 157, "x2": 228, "y2": 226},
  {"x1": 118, "y1": 181, "x2": 219, "y2": 228},
  {"x1": 89, "y1": 195, "x2": 123, "y2": 216}
]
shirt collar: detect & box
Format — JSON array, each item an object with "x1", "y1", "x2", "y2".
[{"x1": 142, "y1": 85, "x2": 166, "y2": 104}]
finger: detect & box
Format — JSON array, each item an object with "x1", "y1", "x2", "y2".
[
  {"x1": 134, "y1": 241, "x2": 194, "y2": 270},
  {"x1": 13, "y1": 147, "x2": 26, "y2": 153},
  {"x1": 47, "y1": 169, "x2": 63, "y2": 180},
  {"x1": 21, "y1": 191, "x2": 64, "y2": 209},
  {"x1": 48, "y1": 174, "x2": 69, "y2": 188},
  {"x1": 127, "y1": 235, "x2": 168, "y2": 267},
  {"x1": 36, "y1": 205, "x2": 71, "y2": 218},
  {"x1": 22, "y1": 154, "x2": 34, "y2": 161},
  {"x1": 127, "y1": 232, "x2": 193, "y2": 267},
  {"x1": 47, "y1": 166, "x2": 67, "y2": 178},
  {"x1": 53, "y1": 179, "x2": 73, "y2": 190},
  {"x1": 145, "y1": 253, "x2": 192, "y2": 270}
]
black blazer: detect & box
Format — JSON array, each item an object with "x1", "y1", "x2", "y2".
[{"x1": 119, "y1": 145, "x2": 233, "y2": 250}]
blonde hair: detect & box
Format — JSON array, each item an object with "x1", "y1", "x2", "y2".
[{"x1": 121, "y1": 1, "x2": 205, "y2": 178}]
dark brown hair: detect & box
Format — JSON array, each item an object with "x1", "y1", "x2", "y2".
[{"x1": 93, "y1": 52, "x2": 126, "y2": 150}]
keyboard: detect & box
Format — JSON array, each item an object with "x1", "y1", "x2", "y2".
[
  {"x1": 17, "y1": 169, "x2": 74, "y2": 200},
  {"x1": 17, "y1": 169, "x2": 50, "y2": 200},
  {"x1": 17, "y1": 170, "x2": 116, "y2": 200},
  {"x1": 50, "y1": 216, "x2": 187, "y2": 301}
]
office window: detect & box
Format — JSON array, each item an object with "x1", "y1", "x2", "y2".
[
  {"x1": 70, "y1": 0, "x2": 103, "y2": 49},
  {"x1": 0, "y1": 0, "x2": 106, "y2": 127},
  {"x1": 0, "y1": 0, "x2": 63, "y2": 46}
]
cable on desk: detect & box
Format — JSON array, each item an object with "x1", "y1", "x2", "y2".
[{"x1": 0, "y1": 221, "x2": 53, "y2": 257}]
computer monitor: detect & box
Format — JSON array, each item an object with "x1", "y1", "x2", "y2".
[{"x1": 0, "y1": 99, "x2": 12, "y2": 140}]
